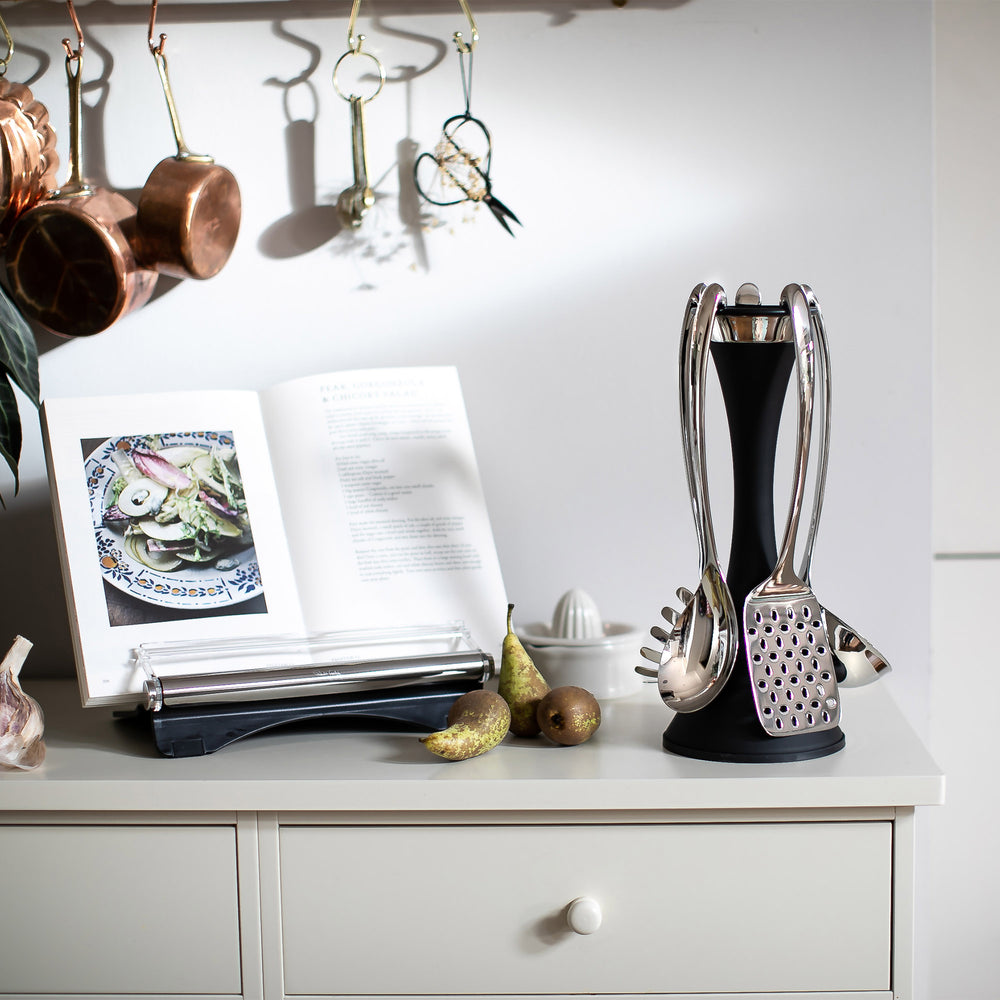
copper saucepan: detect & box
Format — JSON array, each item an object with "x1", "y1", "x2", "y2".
[
  {"x1": 5, "y1": 20, "x2": 157, "y2": 338},
  {"x1": 134, "y1": 2, "x2": 240, "y2": 280},
  {"x1": 0, "y1": 16, "x2": 60, "y2": 243}
]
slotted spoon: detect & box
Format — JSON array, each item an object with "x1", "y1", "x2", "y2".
[{"x1": 642, "y1": 283, "x2": 739, "y2": 712}]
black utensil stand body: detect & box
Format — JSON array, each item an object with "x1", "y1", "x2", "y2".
[{"x1": 662, "y1": 340, "x2": 845, "y2": 763}]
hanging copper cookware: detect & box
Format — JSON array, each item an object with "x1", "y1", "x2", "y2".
[
  {"x1": 0, "y1": 15, "x2": 60, "y2": 244},
  {"x1": 133, "y1": 0, "x2": 240, "y2": 280},
  {"x1": 4, "y1": 6, "x2": 157, "y2": 338}
]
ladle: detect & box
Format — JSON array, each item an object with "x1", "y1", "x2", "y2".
[
  {"x1": 641, "y1": 283, "x2": 740, "y2": 712},
  {"x1": 332, "y1": 2, "x2": 384, "y2": 230},
  {"x1": 134, "y1": 0, "x2": 240, "y2": 279},
  {"x1": 5, "y1": 3, "x2": 157, "y2": 337}
]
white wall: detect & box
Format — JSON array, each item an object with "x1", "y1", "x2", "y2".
[
  {"x1": 3, "y1": 0, "x2": 934, "y2": 709},
  {"x1": 928, "y1": 4, "x2": 1000, "y2": 999},
  {"x1": 2, "y1": 0, "x2": 947, "y2": 990}
]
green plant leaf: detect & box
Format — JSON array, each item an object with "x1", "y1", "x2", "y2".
[
  {"x1": 0, "y1": 374, "x2": 21, "y2": 508},
  {"x1": 0, "y1": 283, "x2": 39, "y2": 405}
]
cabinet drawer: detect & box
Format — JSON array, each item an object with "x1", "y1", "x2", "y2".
[
  {"x1": 279, "y1": 821, "x2": 891, "y2": 995},
  {"x1": 0, "y1": 824, "x2": 241, "y2": 995}
]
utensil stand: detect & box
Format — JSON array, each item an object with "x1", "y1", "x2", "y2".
[{"x1": 662, "y1": 340, "x2": 846, "y2": 762}]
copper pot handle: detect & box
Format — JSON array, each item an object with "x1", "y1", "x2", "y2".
[
  {"x1": 57, "y1": 1, "x2": 92, "y2": 198},
  {"x1": 147, "y1": 0, "x2": 213, "y2": 165}
]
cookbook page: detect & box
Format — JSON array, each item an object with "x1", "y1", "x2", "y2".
[
  {"x1": 41, "y1": 391, "x2": 305, "y2": 706},
  {"x1": 259, "y1": 367, "x2": 508, "y2": 658}
]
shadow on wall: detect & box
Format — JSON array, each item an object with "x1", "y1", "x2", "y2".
[
  {"x1": 0, "y1": 486, "x2": 75, "y2": 678},
  {"x1": 256, "y1": 17, "x2": 451, "y2": 263},
  {"x1": 258, "y1": 21, "x2": 345, "y2": 258}
]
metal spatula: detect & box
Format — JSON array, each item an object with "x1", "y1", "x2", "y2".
[{"x1": 742, "y1": 285, "x2": 841, "y2": 736}]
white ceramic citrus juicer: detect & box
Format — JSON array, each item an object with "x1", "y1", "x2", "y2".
[{"x1": 517, "y1": 590, "x2": 643, "y2": 700}]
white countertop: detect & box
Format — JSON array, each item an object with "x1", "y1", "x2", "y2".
[{"x1": 0, "y1": 680, "x2": 943, "y2": 814}]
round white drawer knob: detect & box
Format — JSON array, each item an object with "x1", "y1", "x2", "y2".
[{"x1": 566, "y1": 896, "x2": 602, "y2": 935}]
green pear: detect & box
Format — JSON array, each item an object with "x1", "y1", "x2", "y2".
[
  {"x1": 498, "y1": 603, "x2": 550, "y2": 737},
  {"x1": 420, "y1": 689, "x2": 510, "y2": 761}
]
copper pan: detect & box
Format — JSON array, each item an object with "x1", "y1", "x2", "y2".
[
  {"x1": 134, "y1": 3, "x2": 240, "y2": 280},
  {"x1": 5, "y1": 23, "x2": 157, "y2": 338},
  {"x1": 0, "y1": 20, "x2": 60, "y2": 243}
]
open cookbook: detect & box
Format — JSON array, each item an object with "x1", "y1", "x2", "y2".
[{"x1": 41, "y1": 367, "x2": 508, "y2": 707}]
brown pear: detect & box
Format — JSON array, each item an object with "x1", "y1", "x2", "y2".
[
  {"x1": 537, "y1": 685, "x2": 601, "y2": 746},
  {"x1": 497, "y1": 603, "x2": 550, "y2": 737}
]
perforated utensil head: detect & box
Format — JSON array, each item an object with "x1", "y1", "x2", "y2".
[{"x1": 744, "y1": 598, "x2": 840, "y2": 735}]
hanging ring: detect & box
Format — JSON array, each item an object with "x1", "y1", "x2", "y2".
[
  {"x1": 333, "y1": 48, "x2": 385, "y2": 103},
  {"x1": 454, "y1": 0, "x2": 479, "y2": 53},
  {"x1": 62, "y1": 0, "x2": 85, "y2": 62}
]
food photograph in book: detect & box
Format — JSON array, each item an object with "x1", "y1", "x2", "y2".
[{"x1": 82, "y1": 430, "x2": 267, "y2": 627}]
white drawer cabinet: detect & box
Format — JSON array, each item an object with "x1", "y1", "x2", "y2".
[
  {"x1": 278, "y1": 822, "x2": 892, "y2": 996},
  {"x1": 0, "y1": 682, "x2": 942, "y2": 1000},
  {"x1": 0, "y1": 824, "x2": 241, "y2": 996}
]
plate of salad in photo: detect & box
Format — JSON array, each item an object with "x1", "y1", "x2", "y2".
[{"x1": 85, "y1": 431, "x2": 264, "y2": 609}]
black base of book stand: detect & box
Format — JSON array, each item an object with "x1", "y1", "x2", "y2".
[
  {"x1": 662, "y1": 341, "x2": 845, "y2": 764},
  {"x1": 141, "y1": 678, "x2": 482, "y2": 757}
]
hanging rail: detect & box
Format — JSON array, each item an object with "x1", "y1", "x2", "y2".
[{"x1": 4, "y1": 1, "x2": 638, "y2": 28}]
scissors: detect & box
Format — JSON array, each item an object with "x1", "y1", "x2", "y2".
[{"x1": 414, "y1": 47, "x2": 521, "y2": 236}]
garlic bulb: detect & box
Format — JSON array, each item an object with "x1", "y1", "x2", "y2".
[{"x1": 0, "y1": 635, "x2": 45, "y2": 770}]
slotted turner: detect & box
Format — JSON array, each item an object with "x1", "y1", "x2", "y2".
[{"x1": 743, "y1": 284, "x2": 841, "y2": 737}]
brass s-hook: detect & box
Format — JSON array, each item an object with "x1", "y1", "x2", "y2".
[
  {"x1": 148, "y1": 0, "x2": 167, "y2": 56},
  {"x1": 144, "y1": 0, "x2": 208, "y2": 162},
  {"x1": 346, "y1": 0, "x2": 364, "y2": 54},
  {"x1": 0, "y1": 10, "x2": 13, "y2": 75},
  {"x1": 62, "y1": 0, "x2": 85, "y2": 62},
  {"x1": 454, "y1": 0, "x2": 478, "y2": 54}
]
